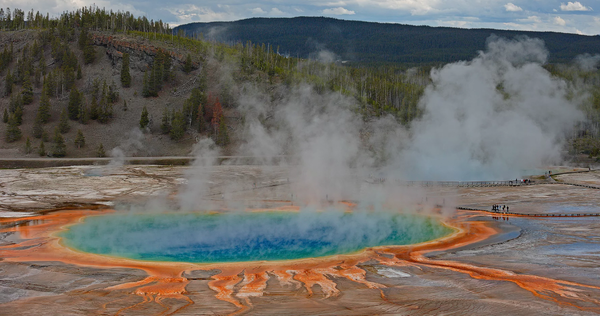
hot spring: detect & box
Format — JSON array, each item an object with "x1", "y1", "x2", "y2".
[{"x1": 59, "y1": 210, "x2": 453, "y2": 263}]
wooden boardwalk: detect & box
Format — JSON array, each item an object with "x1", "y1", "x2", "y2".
[
  {"x1": 457, "y1": 206, "x2": 600, "y2": 217},
  {"x1": 554, "y1": 182, "x2": 600, "y2": 190}
]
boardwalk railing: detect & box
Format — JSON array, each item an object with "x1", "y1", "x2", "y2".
[
  {"x1": 368, "y1": 179, "x2": 538, "y2": 187},
  {"x1": 551, "y1": 182, "x2": 600, "y2": 190},
  {"x1": 457, "y1": 206, "x2": 600, "y2": 217}
]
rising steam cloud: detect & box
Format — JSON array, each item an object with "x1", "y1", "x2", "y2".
[
  {"x1": 180, "y1": 35, "x2": 584, "y2": 208},
  {"x1": 391, "y1": 36, "x2": 584, "y2": 181},
  {"x1": 99, "y1": 36, "x2": 587, "y2": 257},
  {"x1": 88, "y1": 36, "x2": 589, "y2": 264}
]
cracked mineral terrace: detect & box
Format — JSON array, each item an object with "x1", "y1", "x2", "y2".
[{"x1": 1, "y1": 165, "x2": 600, "y2": 315}]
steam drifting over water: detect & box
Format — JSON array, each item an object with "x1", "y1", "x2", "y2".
[
  {"x1": 61, "y1": 36, "x2": 589, "y2": 265},
  {"x1": 60, "y1": 211, "x2": 452, "y2": 263}
]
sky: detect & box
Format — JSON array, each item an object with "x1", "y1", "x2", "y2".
[{"x1": 0, "y1": 0, "x2": 598, "y2": 35}]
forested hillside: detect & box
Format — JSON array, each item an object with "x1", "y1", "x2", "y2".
[
  {"x1": 0, "y1": 7, "x2": 430, "y2": 158},
  {"x1": 0, "y1": 8, "x2": 599, "y2": 161},
  {"x1": 175, "y1": 17, "x2": 600, "y2": 65}
]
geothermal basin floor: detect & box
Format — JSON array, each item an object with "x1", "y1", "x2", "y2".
[{"x1": 1, "y1": 165, "x2": 600, "y2": 315}]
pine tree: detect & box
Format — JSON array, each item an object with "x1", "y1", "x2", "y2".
[
  {"x1": 156, "y1": 63, "x2": 164, "y2": 92},
  {"x1": 59, "y1": 107, "x2": 70, "y2": 133},
  {"x1": 38, "y1": 141, "x2": 46, "y2": 156},
  {"x1": 197, "y1": 105, "x2": 204, "y2": 133},
  {"x1": 97, "y1": 143, "x2": 106, "y2": 157},
  {"x1": 142, "y1": 70, "x2": 150, "y2": 97},
  {"x1": 39, "y1": 54, "x2": 46, "y2": 75},
  {"x1": 25, "y1": 137, "x2": 32, "y2": 154},
  {"x1": 189, "y1": 88, "x2": 205, "y2": 121},
  {"x1": 2, "y1": 108, "x2": 8, "y2": 123},
  {"x1": 4, "y1": 69, "x2": 13, "y2": 96},
  {"x1": 13, "y1": 102, "x2": 23, "y2": 125},
  {"x1": 5, "y1": 114, "x2": 21, "y2": 142},
  {"x1": 78, "y1": 102, "x2": 89, "y2": 124},
  {"x1": 52, "y1": 127, "x2": 66, "y2": 157},
  {"x1": 34, "y1": 67, "x2": 41, "y2": 87},
  {"x1": 79, "y1": 28, "x2": 96, "y2": 64},
  {"x1": 90, "y1": 96, "x2": 99, "y2": 120},
  {"x1": 76, "y1": 64, "x2": 82, "y2": 79},
  {"x1": 63, "y1": 66, "x2": 75, "y2": 89},
  {"x1": 108, "y1": 81, "x2": 119, "y2": 103},
  {"x1": 121, "y1": 53, "x2": 131, "y2": 87},
  {"x1": 43, "y1": 72, "x2": 56, "y2": 97},
  {"x1": 149, "y1": 65, "x2": 157, "y2": 97},
  {"x1": 9, "y1": 94, "x2": 24, "y2": 125},
  {"x1": 67, "y1": 87, "x2": 81, "y2": 120},
  {"x1": 123, "y1": 99, "x2": 128, "y2": 111},
  {"x1": 211, "y1": 97, "x2": 223, "y2": 134},
  {"x1": 38, "y1": 90, "x2": 51, "y2": 123},
  {"x1": 204, "y1": 93, "x2": 214, "y2": 122},
  {"x1": 139, "y1": 106, "x2": 149, "y2": 129},
  {"x1": 74, "y1": 129, "x2": 85, "y2": 148},
  {"x1": 155, "y1": 52, "x2": 164, "y2": 84},
  {"x1": 217, "y1": 118, "x2": 229, "y2": 146},
  {"x1": 162, "y1": 50, "x2": 172, "y2": 82},
  {"x1": 160, "y1": 107, "x2": 171, "y2": 134},
  {"x1": 21, "y1": 74, "x2": 33, "y2": 105},
  {"x1": 170, "y1": 110, "x2": 185, "y2": 140},
  {"x1": 98, "y1": 94, "x2": 112, "y2": 124},
  {"x1": 78, "y1": 28, "x2": 88, "y2": 50},
  {"x1": 84, "y1": 43, "x2": 96, "y2": 64},
  {"x1": 184, "y1": 53, "x2": 192, "y2": 73}
]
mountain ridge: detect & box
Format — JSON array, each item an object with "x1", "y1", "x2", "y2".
[{"x1": 175, "y1": 16, "x2": 600, "y2": 65}]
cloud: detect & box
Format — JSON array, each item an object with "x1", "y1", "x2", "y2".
[
  {"x1": 560, "y1": 1, "x2": 592, "y2": 11},
  {"x1": 317, "y1": 1, "x2": 349, "y2": 6},
  {"x1": 519, "y1": 15, "x2": 541, "y2": 23},
  {"x1": 553, "y1": 16, "x2": 566, "y2": 26},
  {"x1": 166, "y1": 4, "x2": 239, "y2": 24},
  {"x1": 323, "y1": 7, "x2": 356, "y2": 15},
  {"x1": 354, "y1": 0, "x2": 440, "y2": 15},
  {"x1": 270, "y1": 8, "x2": 284, "y2": 15},
  {"x1": 504, "y1": 3, "x2": 523, "y2": 12},
  {"x1": 498, "y1": 14, "x2": 597, "y2": 34},
  {"x1": 503, "y1": 22, "x2": 522, "y2": 29},
  {"x1": 250, "y1": 8, "x2": 266, "y2": 15},
  {"x1": 439, "y1": 20, "x2": 469, "y2": 27}
]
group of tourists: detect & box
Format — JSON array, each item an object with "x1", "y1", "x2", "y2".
[
  {"x1": 509, "y1": 178, "x2": 532, "y2": 185},
  {"x1": 492, "y1": 204, "x2": 509, "y2": 213},
  {"x1": 492, "y1": 204, "x2": 510, "y2": 221}
]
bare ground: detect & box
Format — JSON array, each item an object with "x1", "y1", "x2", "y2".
[{"x1": 0, "y1": 166, "x2": 599, "y2": 315}]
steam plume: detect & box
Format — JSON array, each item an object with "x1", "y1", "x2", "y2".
[
  {"x1": 391, "y1": 36, "x2": 583, "y2": 181},
  {"x1": 182, "y1": 36, "x2": 584, "y2": 209}
]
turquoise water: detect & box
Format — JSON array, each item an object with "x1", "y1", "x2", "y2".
[{"x1": 59, "y1": 211, "x2": 453, "y2": 263}]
